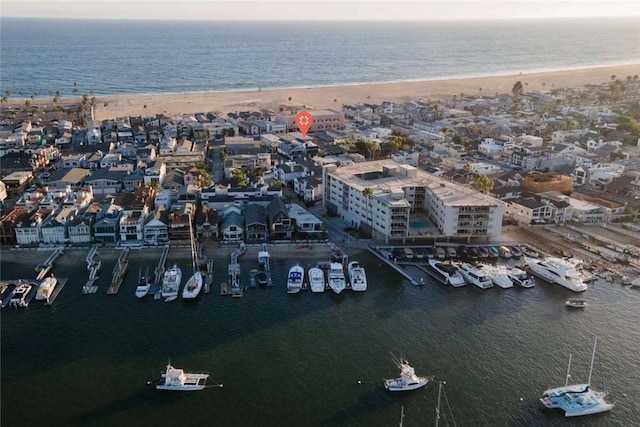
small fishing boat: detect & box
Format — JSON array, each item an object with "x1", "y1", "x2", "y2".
[{"x1": 565, "y1": 298, "x2": 587, "y2": 308}]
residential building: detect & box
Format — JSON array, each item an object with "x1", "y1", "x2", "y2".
[
  {"x1": 267, "y1": 198, "x2": 293, "y2": 240},
  {"x1": 244, "y1": 204, "x2": 268, "y2": 242},
  {"x1": 323, "y1": 160, "x2": 504, "y2": 241}
]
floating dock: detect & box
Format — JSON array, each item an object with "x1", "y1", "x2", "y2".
[
  {"x1": 154, "y1": 245, "x2": 170, "y2": 285},
  {"x1": 35, "y1": 247, "x2": 64, "y2": 281},
  {"x1": 224, "y1": 243, "x2": 246, "y2": 297},
  {"x1": 83, "y1": 279, "x2": 98, "y2": 294},
  {"x1": 107, "y1": 248, "x2": 130, "y2": 294},
  {"x1": 367, "y1": 246, "x2": 420, "y2": 286},
  {"x1": 204, "y1": 259, "x2": 214, "y2": 294}
]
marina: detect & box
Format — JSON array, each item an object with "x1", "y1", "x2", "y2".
[
  {"x1": 35, "y1": 247, "x2": 64, "y2": 281},
  {"x1": 1, "y1": 242, "x2": 639, "y2": 426}
]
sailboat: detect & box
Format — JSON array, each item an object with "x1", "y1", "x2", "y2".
[
  {"x1": 434, "y1": 381, "x2": 457, "y2": 427},
  {"x1": 182, "y1": 216, "x2": 203, "y2": 299},
  {"x1": 540, "y1": 337, "x2": 614, "y2": 417}
]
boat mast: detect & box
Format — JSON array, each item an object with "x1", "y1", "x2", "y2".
[
  {"x1": 587, "y1": 337, "x2": 598, "y2": 387},
  {"x1": 398, "y1": 405, "x2": 404, "y2": 427},
  {"x1": 435, "y1": 381, "x2": 442, "y2": 427},
  {"x1": 565, "y1": 354, "x2": 572, "y2": 387},
  {"x1": 189, "y1": 215, "x2": 197, "y2": 274}
]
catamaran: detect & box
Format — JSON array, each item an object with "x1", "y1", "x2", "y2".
[{"x1": 540, "y1": 337, "x2": 614, "y2": 417}]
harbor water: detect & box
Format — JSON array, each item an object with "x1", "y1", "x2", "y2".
[{"x1": 1, "y1": 247, "x2": 639, "y2": 426}]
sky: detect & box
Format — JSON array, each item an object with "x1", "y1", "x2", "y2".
[{"x1": 2, "y1": 0, "x2": 639, "y2": 21}]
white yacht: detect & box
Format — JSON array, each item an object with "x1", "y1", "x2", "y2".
[
  {"x1": 507, "y1": 266, "x2": 535, "y2": 288},
  {"x1": 427, "y1": 259, "x2": 466, "y2": 287},
  {"x1": 347, "y1": 261, "x2": 367, "y2": 291},
  {"x1": 36, "y1": 276, "x2": 57, "y2": 301},
  {"x1": 384, "y1": 355, "x2": 432, "y2": 392},
  {"x1": 458, "y1": 263, "x2": 493, "y2": 289},
  {"x1": 327, "y1": 262, "x2": 346, "y2": 294},
  {"x1": 183, "y1": 219, "x2": 203, "y2": 300},
  {"x1": 540, "y1": 338, "x2": 614, "y2": 417},
  {"x1": 286, "y1": 264, "x2": 304, "y2": 294},
  {"x1": 135, "y1": 268, "x2": 151, "y2": 298},
  {"x1": 10, "y1": 283, "x2": 34, "y2": 308},
  {"x1": 479, "y1": 264, "x2": 513, "y2": 288},
  {"x1": 526, "y1": 257, "x2": 587, "y2": 292},
  {"x1": 155, "y1": 362, "x2": 210, "y2": 391},
  {"x1": 162, "y1": 264, "x2": 182, "y2": 302},
  {"x1": 307, "y1": 267, "x2": 325, "y2": 293}
]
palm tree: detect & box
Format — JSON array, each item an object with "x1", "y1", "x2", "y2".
[{"x1": 512, "y1": 81, "x2": 524, "y2": 113}]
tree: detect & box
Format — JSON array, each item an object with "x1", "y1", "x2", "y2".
[
  {"x1": 196, "y1": 163, "x2": 212, "y2": 188},
  {"x1": 472, "y1": 173, "x2": 494, "y2": 194},
  {"x1": 270, "y1": 179, "x2": 284, "y2": 188},
  {"x1": 231, "y1": 168, "x2": 247, "y2": 188},
  {"x1": 219, "y1": 148, "x2": 227, "y2": 171}
]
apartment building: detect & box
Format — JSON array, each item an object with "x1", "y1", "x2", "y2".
[{"x1": 323, "y1": 160, "x2": 503, "y2": 241}]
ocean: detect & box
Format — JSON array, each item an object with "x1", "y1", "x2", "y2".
[
  {"x1": 1, "y1": 246, "x2": 639, "y2": 427},
  {"x1": 1, "y1": 17, "x2": 639, "y2": 98}
]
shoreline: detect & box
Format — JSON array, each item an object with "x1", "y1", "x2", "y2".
[{"x1": 9, "y1": 63, "x2": 639, "y2": 120}]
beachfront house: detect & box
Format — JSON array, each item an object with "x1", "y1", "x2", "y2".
[
  {"x1": 244, "y1": 204, "x2": 268, "y2": 242},
  {"x1": 287, "y1": 203, "x2": 324, "y2": 235},
  {"x1": 195, "y1": 205, "x2": 219, "y2": 239},
  {"x1": 0, "y1": 208, "x2": 30, "y2": 245},
  {"x1": 14, "y1": 209, "x2": 50, "y2": 245},
  {"x1": 220, "y1": 207, "x2": 245, "y2": 242},
  {"x1": 267, "y1": 197, "x2": 293, "y2": 240},
  {"x1": 143, "y1": 209, "x2": 169, "y2": 246},
  {"x1": 67, "y1": 214, "x2": 94, "y2": 244}
]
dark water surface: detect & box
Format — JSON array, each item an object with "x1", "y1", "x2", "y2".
[{"x1": 1, "y1": 247, "x2": 639, "y2": 426}]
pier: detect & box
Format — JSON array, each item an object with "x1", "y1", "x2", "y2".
[
  {"x1": 367, "y1": 245, "x2": 420, "y2": 286},
  {"x1": 204, "y1": 259, "x2": 214, "y2": 294},
  {"x1": 82, "y1": 246, "x2": 101, "y2": 293},
  {"x1": 154, "y1": 245, "x2": 170, "y2": 285},
  {"x1": 107, "y1": 248, "x2": 130, "y2": 295},
  {"x1": 35, "y1": 247, "x2": 64, "y2": 281},
  {"x1": 224, "y1": 243, "x2": 246, "y2": 297}
]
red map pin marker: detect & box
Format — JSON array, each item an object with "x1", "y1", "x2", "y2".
[{"x1": 295, "y1": 111, "x2": 313, "y2": 138}]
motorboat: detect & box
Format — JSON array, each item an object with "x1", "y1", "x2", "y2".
[
  {"x1": 521, "y1": 245, "x2": 540, "y2": 258},
  {"x1": 384, "y1": 355, "x2": 432, "y2": 392},
  {"x1": 1, "y1": 282, "x2": 17, "y2": 308},
  {"x1": 488, "y1": 246, "x2": 500, "y2": 258},
  {"x1": 183, "y1": 219, "x2": 203, "y2": 300},
  {"x1": 479, "y1": 264, "x2": 513, "y2": 288},
  {"x1": 507, "y1": 267, "x2": 535, "y2": 288},
  {"x1": 446, "y1": 247, "x2": 458, "y2": 259},
  {"x1": 526, "y1": 257, "x2": 587, "y2": 292},
  {"x1": 566, "y1": 298, "x2": 587, "y2": 308},
  {"x1": 286, "y1": 264, "x2": 304, "y2": 294},
  {"x1": 630, "y1": 278, "x2": 640, "y2": 288},
  {"x1": 458, "y1": 263, "x2": 493, "y2": 289},
  {"x1": 155, "y1": 362, "x2": 210, "y2": 391},
  {"x1": 135, "y1": 268, "x2": 152, "y2": 298},
  {"x1": 162, "y1": 264, "x2": 182, "y2": 302},
  {"x1": 348, "y1": 261, "x2": 367, "y2": 291},
  {"x1": 327, "y1": 262, "x2": 346, "y2": 294},
  {"x1": 509, "y1": 246, "x2": 523, "y2": 258},
  {"x1": 466, "y1": 247, "x2": 480, "y2": 260},
  {"x1": 476, "y1": 246, "x2": 490, "y2": 259},
  {"x1": 36, "y1": 276, "x2": 57, "y2": 301},
  {"x1": 307, "y1": 266, "x2": 325, "y2": 293},
  {"x1": 255, "y1": 272, "x2": 268, "y2": 287},
  {"x1": 540, "y1": 338, "x2": 614, "y2": 417},
  {"x1": 498, "y1": 246, "x2": 512, "y2": 258},
  {"x1": 10, "y1": 283, "x2": 34, "y2": 308},
  {"x1": 427, "y1": 259, "x2": 466, "y2": 287}
]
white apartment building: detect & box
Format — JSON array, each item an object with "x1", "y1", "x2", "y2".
[{"x1": 323, "y1": 160, "x2": 503, "y2": 242}]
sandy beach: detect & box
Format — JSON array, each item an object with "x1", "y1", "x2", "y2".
[{"x1": 78, "y1": 64, "x2": 640, "y2": 119}]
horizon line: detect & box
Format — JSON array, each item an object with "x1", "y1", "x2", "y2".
[{"x1": 2, "y1": 15, "x2": 638, "y2": 23}]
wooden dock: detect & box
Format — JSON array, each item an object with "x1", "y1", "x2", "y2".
[
  {"x1": 204, "y1": 259, "x2": 214, "y2": 294},
  {"x1": 107, "y1": 248, "x2": 130, "y2": 294},
  {"x1": 154, "y1": 245, "x2": 170, "y2": 285}
]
